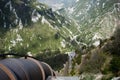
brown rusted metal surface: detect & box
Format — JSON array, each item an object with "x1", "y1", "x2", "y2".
[
  {"x1": 41, "y1": 62, "x2": 53, "y2": 79},
  {"x1": 0, "y1": 58, "x2": 55, "y2": 80},
  {"x1": 0, "y1": 64, "x2": 16, "y2": 80},
  {"x1": 0, "y1": 59, "x2": 29, "y2": 80},
  {"x1": 26, "y1": 57, "x2": 45, "y2": 80},
  {"x1": 0, "y1": 68, "x2": 10, "y2": 80}
]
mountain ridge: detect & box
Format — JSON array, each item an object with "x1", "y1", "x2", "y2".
[
  {"x1": 0, "y1": 0, "x2": 80, "y2": 54},
  {"x1": 57, "y1": 0, "x2": 120, "y2": 46}
]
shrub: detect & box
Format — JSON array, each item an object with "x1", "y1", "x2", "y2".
[
  {"x1": 79, "y1": 49, "x2": 107, "y2": 74},
  {"x1": 110, "y1": 56, "x2": 120, "y2": 76}
]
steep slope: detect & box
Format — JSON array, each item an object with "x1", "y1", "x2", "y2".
[
  {"x1": 0, "y1": 0, "x2": 37, "y2": 28},
  {"x1": 0, "y1": 0, "x2": 70, "y2": 29},
  {"x1": 65, "y1": 0, "x2": 120, "y2": 45},
  {"x1": 58, "y1": 0, "x2": 120, "y2": 77},
  {"x1": 0, "y1": 0, "x2": 80, "y2": 54}
]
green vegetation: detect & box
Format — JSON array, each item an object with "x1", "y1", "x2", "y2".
[
  {"x1": 0, "y1": 0, "x2": 120, "y2": 79},
  {"x1": 110, "y1": 56, "x2": 120, "y2": 76},
  {"x1": 1, "y1": 22, "x2": 62, "y2": 54},
  {"x1": 67, "y1": 0, "x2": 119, "y2": 45}
]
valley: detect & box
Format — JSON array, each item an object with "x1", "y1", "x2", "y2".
[{"x1": 0, "y1": 0, "x2": 120, "y2": 79}]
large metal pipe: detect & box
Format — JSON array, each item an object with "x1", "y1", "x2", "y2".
[
  {"x1": 41, "y1": 62, "x2": 53, "y2": 79},
  {"x1": 0, "y1": 58, "x2": 55, "y2": 80},
  {"x1": 0, "y1": 64, "x2": 17, "y2": 80}
]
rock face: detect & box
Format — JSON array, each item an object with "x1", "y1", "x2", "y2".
[
  {"x1": 62, "y1": 0, "x2": 120, "y2": 45},
  {"x1": 0, "y1": 0, "x2": 33, "y2": 28},
  {"x1": 0, "y1": 0, "x2": 70, "y2": 29}
]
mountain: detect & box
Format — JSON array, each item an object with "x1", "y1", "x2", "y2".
[
  {"x1": 62, "y1": 0, "x2": 120, "y2": 45},
  {"x1": 0, "y1": 0, "x2": 120, "y2": 77},
  {"x1": 58, "y1": 0, "x2": 120, "y2": 77},
  {"x1": 1, "y1": 0, "x2": 120, "y2": 53},
  {"x1": 0, "y1": 0, "x2": 79, "y2": 54},
  {"x1": 38, "y1": 0, "x2": 76, "y2": 10},
  {"x1": 0, "y1": 0, "x2": 71, "y2": 29},
  {"x1": 0, "y1": 0, "x2": 81, "y2": 71}
]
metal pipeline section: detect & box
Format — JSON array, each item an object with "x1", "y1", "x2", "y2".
[{"x1": 0, "y1": 57, "x2": 55, "y2": 80}]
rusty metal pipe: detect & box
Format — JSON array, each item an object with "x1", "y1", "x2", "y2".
[
  {"x1": 0, "y1": 58, "x2": 55, "y2": 80},
  {"x1": 41, "y1": 62, "x2": 53, "y2": 79}
]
